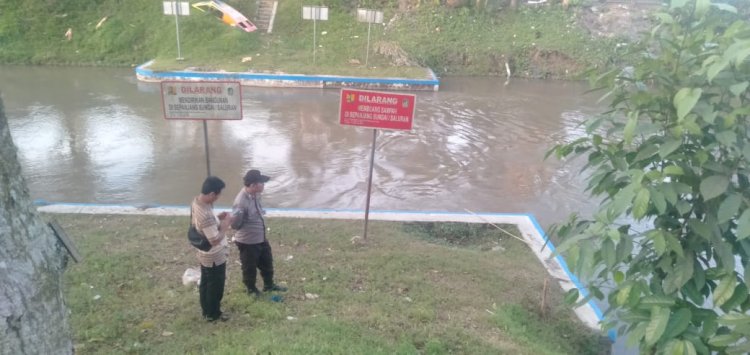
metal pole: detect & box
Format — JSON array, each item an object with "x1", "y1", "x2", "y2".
[
  {"x1": 363, "y1": 129, "x2": 377, "y2": 240},
  {"x1": 313, "y1": 15, "x2": 317, "y2": 64},
  {"x1": 365, "y1": 20, "x2": 371, "y2": 67},
  {"x1": 174, "y1": 2, "x2": 183, "y2": 60},
  {"x1": 203, "y1": 120, "x2": 211, "y2": 176}
]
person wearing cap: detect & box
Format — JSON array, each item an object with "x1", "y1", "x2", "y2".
[{"x1": 231, "y1": 169, "x2": 287, "y2": 297}]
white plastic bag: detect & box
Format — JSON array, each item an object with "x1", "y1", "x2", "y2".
[{"x1": 182, "y1": 267, "x2": 201, "y2": 286}]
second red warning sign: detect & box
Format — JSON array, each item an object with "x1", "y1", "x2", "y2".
[{"x1": 339, "y1": 89, "x2": 415, "y2": 131}]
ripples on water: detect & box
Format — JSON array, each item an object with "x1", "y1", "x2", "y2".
[{"x1": 2, "y1": 68, "x2": 603, "y2": 226}]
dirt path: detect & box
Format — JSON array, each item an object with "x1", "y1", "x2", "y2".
[{"x1": 578, "y1": 2, "x2": 661, "y2": 41}]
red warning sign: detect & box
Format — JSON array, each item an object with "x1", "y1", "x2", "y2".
[{"x1": 339, "y1": 89, "x2": 415, "y2": 131}]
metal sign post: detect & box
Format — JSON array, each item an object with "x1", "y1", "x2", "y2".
[
  {"x1": 339, "y1": 89, "x2": 416, "y2": 240},
  {"x1": 163, "y1": 1, "x2": 190, "y2": 60},
  {"x1": 302, "y1": 6, "x2": 328, "y2": 64},
  {"x1": 363, "y1": 129, "x2": 377, "y2": 240},
  {"x1": 314, "y1": 16, "x2": 317, "y2": 63},
  {"x1": 357, "y1": 9, "x2": 383, "y2": 67},
  {"x1": 202, "y1": 120, "x2": 211, "y2": 176},
  {"x1": 161, "y1": 81, "x2": 243, "y2": 177}
]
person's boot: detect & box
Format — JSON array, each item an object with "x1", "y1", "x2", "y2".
[
  {"x1": 206, "y1": 312, "x2": 230, "y2": 322},
  {"x1": 247, "y1": 288, "x2": 262, "y2": 298},
  {"x1": 263, "y1": 284, "x2": 287, "y2": 292}
]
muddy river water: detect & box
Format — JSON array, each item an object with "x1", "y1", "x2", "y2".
[{"x1": 1, "y1": 66, "x2": 600, "y2": 227}]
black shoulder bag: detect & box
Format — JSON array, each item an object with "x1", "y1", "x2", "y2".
[{"x1": 188, "y1": 207, "x2": 212, "y2": 252}]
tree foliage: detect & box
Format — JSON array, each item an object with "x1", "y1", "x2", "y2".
[{"x1": 549, "y1": 0, "x2": 750, "y2": 353}]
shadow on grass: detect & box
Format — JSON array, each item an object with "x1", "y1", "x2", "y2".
[{"x1": 401, "y1": 221, "x2": 511, "y2": 250}]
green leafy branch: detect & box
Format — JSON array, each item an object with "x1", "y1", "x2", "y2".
[{"x1": 548, "y1": 0, "x2": 750, "y2": 353}]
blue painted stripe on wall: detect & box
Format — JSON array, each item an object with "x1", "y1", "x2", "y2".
[
  {"x1": 35, "y1": 201, "x2": 525, "y2": 217},
  {"x1": 526, "y1": 214, "x2": 617, "y2": 342}
]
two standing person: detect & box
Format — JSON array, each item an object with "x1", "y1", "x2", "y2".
[{"x1": 191, "y1": 170, "x2": 286, "y2": 322}]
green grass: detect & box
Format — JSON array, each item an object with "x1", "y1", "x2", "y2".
[
  {"x1": 52, "y1": 214, "x2": 608, "y2": 354},
  {"x1": 389, "y1": 6, "x2": 619, "y2": 77},
  {"x1": 0, "y1": 0, "x2": 618, "y2": 78}
]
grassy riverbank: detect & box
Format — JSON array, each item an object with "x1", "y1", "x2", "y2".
[
  {"x1": 53, "y1": 213, "x2": 607, "y2": 354},
  {"x1": 0, "y1": 0, "x2": 619, "y2": 78}
]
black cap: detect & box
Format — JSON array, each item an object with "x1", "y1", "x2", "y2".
[{"x1": 243, "y1": 169, "x2": 270, "y2": 186}]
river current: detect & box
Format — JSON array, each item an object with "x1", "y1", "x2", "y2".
[{"x1": 1, "y1": 66, "x2": 598, "y2": 227}]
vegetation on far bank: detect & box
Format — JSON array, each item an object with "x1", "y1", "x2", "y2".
[
  {"x1": 0, "y1": 0, "x2": 622, "y2": 78},
  {"x1": 54, "y1": 213, "x2": 608, "y2": 354}
]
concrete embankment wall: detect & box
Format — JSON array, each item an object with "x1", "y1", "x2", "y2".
[
  {"x1": 38, "y1": 201, "x2": 614, "y2": 341},
  {"x1": 135, "y1": 60, "x2": 440, "y2": 91}
]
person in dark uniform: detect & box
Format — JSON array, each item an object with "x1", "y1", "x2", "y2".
[{"x1": 231, "y1": 169, "x2": 287, "y2": 297}]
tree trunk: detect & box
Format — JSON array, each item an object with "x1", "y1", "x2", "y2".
[
  {"x1": 0, "y1": 96, "x2": 73, "y2": 354},
  {"x1": 510, "y1": 0, "x2": 518, "y2": 10}
]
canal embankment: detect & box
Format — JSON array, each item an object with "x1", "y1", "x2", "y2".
[
  {"x1": 0, "y1": 0, "x2": 626, "y2": 80},
  {"x1": 136, "y1": 60, "x2": 441, "y2": 91}
]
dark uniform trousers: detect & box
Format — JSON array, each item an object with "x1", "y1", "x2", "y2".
[{"x1": 236, "y1": 240, "x2": 274, "y2": 292}]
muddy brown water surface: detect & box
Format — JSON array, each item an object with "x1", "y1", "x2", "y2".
[{"x1": 1, "y1": 66, "x2": 599, "y2": 227}]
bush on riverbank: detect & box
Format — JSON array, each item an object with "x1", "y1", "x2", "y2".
[
  {"x1": 0, "y1": 0, "x2": 619, "y2": 78},
  {"x1": 55, "y1": 214, "x2": 607, "y2": 354}
]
